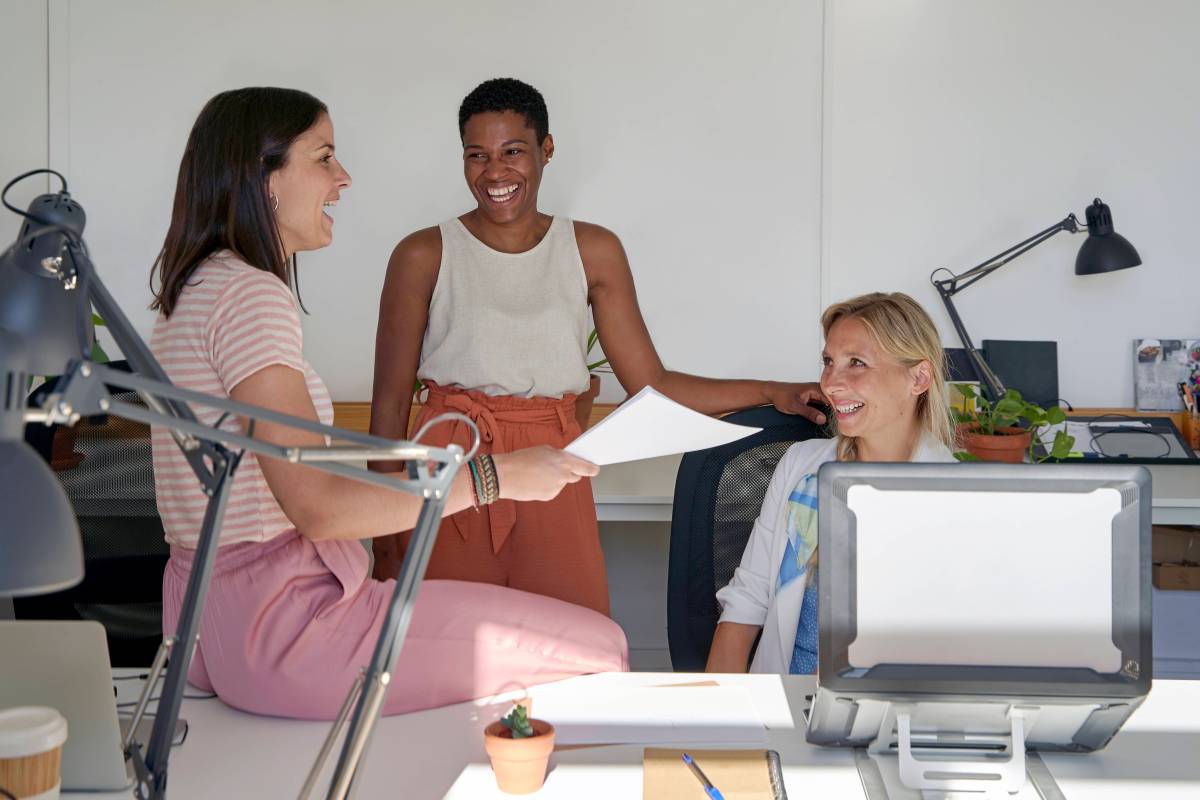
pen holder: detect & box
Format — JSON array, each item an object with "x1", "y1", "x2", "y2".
[
  {"x1": 1184, "y1": 414, "x2": 1200, "y2": 451},
  {"x1": 484, "y1": 718, "x2": 555, "y2": 795}
]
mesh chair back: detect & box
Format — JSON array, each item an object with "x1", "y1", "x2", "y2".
[
  {"x1": 668, "y1": 406, "x2": 826, "y2": 671},
  {"x1": 60, "y1": 390, "x2": 165, "y2": 561}
]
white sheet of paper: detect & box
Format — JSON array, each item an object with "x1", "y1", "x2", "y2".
[
  {"x1": 565, "y1": 386, "x2": 762, "y2": 465},
  {"x1": 1038, "y1": 421, "x2": 1097, "y2": 453},
  {"x1": 534, "y1": 686, "x2": 769, "y2": 746}
]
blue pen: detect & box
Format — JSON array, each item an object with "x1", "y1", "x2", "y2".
[{"x1": 681, "y1": 752, "x2": 725, "y2": 800}]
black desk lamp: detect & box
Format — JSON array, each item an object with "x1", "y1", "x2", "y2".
[
  {"x1": 0, "y1": 170, "x2": 473, "y2": 799},
  {"x1": 931, "y1": 198, "x2": 1141, "y2": 400}
]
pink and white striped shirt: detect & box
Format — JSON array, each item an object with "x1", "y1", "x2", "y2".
[{"x1": 150, "y1": 250, "x2": 333, "y2": 548}]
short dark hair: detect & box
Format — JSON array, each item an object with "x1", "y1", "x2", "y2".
[
  {"x1": 151, "y1": 87, "x2": 326, "y2": 316},
  {"x1": 458, "y1": 78, "x2": 549, "y2": 144}
]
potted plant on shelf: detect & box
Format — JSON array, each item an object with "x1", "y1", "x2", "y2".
[
  {"x1": 483, "y1": 701, "x2": 555, "y2": 794},
  {"x1": 952, "y1": 384, "x2": 1074, "y2": 463},
  {"x1": 573, "y1": 327, "x2": 609, "y2": 432},
  {"x1": 31, "y1": 313, "x2": 111, "y2": 471}
]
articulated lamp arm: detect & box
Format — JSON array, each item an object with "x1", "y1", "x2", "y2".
[
  {"x1": 930, "y1": 214, "x2": 1081, "y2": 400},
  {"x1": 11, "y1": 203, "x2": 476, "y2": 799}
]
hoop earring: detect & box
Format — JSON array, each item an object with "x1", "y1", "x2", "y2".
[{"x1": 270, "y1": 193, "x2": 279, "y2": 212}]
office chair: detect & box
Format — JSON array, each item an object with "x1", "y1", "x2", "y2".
[
  {"x1": 668, "y1": 405, "x2": 827, "y2": 671},
  {"x1": 18, "y1": 362, "x2": 168, "y2": 666}
]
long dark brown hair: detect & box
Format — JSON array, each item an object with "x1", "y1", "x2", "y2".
[{"x1": 150, "y1": 87, "x2": 327, "y2": 316}]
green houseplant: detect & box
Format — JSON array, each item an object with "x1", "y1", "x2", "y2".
[
  {"x1": 952, "y1": 384, "x2": 1075, "y2": 463},
  {"x1": 38, "y1": 313, "x2": 111, "y2": 470},
  {"x1": 573, "y1": 327, "x2": 609, "y2": 431},
  {"x1": 483, "y1": 702, "x2": 556, "y2": 794}
]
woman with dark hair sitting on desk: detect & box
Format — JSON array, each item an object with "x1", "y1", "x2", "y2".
[
  {"x1": 148, "y1": 87, "x2": 627, "y2": 719},
  {"x1": 707, "y1": 292, "x2": 957, "y2": 674}
]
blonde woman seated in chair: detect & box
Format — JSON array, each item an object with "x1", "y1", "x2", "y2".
[{"x1": 706, "y1": 292, "x2": 957, "y2": 674}]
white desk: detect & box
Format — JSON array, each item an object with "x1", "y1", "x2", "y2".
[
  {"x1": 79, "y1": 672, "x2": 1200, "y2": 799},
  {"x1": 593, "y1": 457, "x2": 1200, "y2": 524}
]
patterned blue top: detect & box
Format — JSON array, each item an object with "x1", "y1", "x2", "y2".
[
  {"x1": 790, "y1": 580, "x2": 819, "y2": 674},
  {"x1": 779, "y1": 473, "x2": 820, "y2": 674}
]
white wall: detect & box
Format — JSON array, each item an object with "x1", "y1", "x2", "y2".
[
  {"x1": 5, "y1": 1, "x2": 1198, "y2": 407},
  {"x1": 0, "y1": 1, "x2": 49, "y2": 246},
  {"x1": 824, "y1": 0, "x2": 1200, "y2": 407},
  {"x1": 37, "y1": 0, "x2": 824, "y2": 401}
]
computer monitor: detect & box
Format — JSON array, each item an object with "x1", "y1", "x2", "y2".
[{"x1": 804, "y1": 462, "x2": 1151, "y2": 794}]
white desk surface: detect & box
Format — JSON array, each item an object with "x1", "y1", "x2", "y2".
[
  {"x1": 79, "y1": 671, "x2": 1200, "y2": 799},
  {"x1": 592, "y1": 457, "x2": 1200, "y2": 524}
]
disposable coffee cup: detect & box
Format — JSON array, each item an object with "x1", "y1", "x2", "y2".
[{"x1": 0, "y1": 707, "x2": 68, "y2": 800}]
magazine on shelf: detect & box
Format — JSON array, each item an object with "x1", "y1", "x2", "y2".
[{"x1": 1134, "y1": 338, "x2": 1200, "y2": 411}]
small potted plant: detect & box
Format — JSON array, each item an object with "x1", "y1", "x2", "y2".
[
  {"x1": 30, "y1": 313, "x2": 111, "y2": 471},
  {"x1": 483, "y1": 701, "x2": 555, "y2": 794},
  {"x1": 573, "y1": 327, "x2": 609, "y2": 432},
  {"x1": 953, "y1": 385, "x2": 1074, "y2": 463}
]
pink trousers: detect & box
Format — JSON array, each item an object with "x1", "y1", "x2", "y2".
[{"x1": 162, "y1": 530, "x2": 628, "y2": 720}]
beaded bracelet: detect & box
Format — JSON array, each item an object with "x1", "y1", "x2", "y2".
[
  {"x1": 466, "y1": 458, "x2": 483, "y2": 507},
  {"x1": 468, "y1": 454, "x2": 500, "y2": 506},
  {"x1": 476, "y1": 453, "x2": 500, "y2": 505}
]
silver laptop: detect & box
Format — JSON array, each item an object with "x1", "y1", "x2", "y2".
[{"x1": 0, "y1": 620, "x2": 131, "y2": 791}]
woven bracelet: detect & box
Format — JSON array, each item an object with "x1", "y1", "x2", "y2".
[{"x1": 466, "y1": 458, "x2": 483, "y2": 507}]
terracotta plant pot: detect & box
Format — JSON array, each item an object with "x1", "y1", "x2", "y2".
[
  {"x1": 960, "y1": 425, "x2": 1032, "y2": 463},
  {"x1": 50, "y1": 426, "x2": 85, "y2": 471},
  {"x1": 483, "y1": 718, "x2": 555, "y2": 795},
  {"x1": 573, "y1": 374, "x2": 601, "y2": 432}
]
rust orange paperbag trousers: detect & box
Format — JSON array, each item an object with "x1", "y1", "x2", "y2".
[{"x1": 371, "y1": 382, "x2": 610, "y2": 616}]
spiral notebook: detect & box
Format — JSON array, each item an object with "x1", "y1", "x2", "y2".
[{"x1": 642, "y1": 748, "x2": 787, "y2": 799}]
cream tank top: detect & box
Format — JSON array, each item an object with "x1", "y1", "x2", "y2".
[{"x1": 417, "y1": 216, "x2": 591, "y2": 398}]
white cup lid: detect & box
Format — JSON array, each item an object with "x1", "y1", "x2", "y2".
[{"x1": 0, "y1": 706, "x2": 68, "y2": 759}]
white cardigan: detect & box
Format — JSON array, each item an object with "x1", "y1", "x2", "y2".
[{"x1": 715, "y1": 434, "x2": 956, "y2": 674}]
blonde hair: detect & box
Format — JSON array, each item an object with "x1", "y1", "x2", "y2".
[{"x1": 820, "y1": 292, "x2": 956, "y2": 462}]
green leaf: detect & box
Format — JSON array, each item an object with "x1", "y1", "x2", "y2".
[
  {"x1": 993, "y1": 398, "x2": 1023, "y2": 418},
  {"x1": 501, "y1": 704, "x2": 534, "y2": 738},
  {"x1": 1051, "y1": 430, "x2": 1075, "y2": 459},
  {"x1": 1004, "y1": 388, "x2": 1024, "y2": 402},
  {"x1": 1020, "y1": 408, "x2": 1046, "y2": 427},
  {"x1": 91, "y1": 312, "x2": 107, "y2": 327},
  {"x1": 90, "y1": 340, "x2": 110, "y2": 363},
  {"x1": 953, "y1": 450, "x2": 981, "y2": 462},
  {"x1": 1046, "y1": 406, "x2": 1067, "y2": 425}
]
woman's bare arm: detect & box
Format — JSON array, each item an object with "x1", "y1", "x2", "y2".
[
  {"x1": 705, "y1": 622, "x2": 761, "y2": 673},
  {"x1": 231, "y1": 365, "x2": 597, "y2": 541}
]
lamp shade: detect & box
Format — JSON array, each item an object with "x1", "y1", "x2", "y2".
[
  {"x1": 0, "y1": 327, "x2": 82, "y2": 597},
  {"x1": 0, "y1": 191, "x2": 93, "y2": 376},
  {"x1": 0, "y1": 440, "x2": 84, "y2": 597},
  {"x1": 1075, "y1": 199, "x2": 1141, "y2": 275}
]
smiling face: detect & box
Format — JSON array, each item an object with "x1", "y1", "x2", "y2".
[
  {"x1": 461, "y1": 110, "x2": 553, "y2": 225},
  {"x1": 820, "y1": 316, "x2": 932, "y2": 449},
  {"x1": 268, "y1": 113, "x2": 351, "y2": 257}
]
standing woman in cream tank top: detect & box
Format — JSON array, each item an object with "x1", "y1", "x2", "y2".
[{"x1": 369, "y1": 79, "x2": 829, "y2": 615}]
